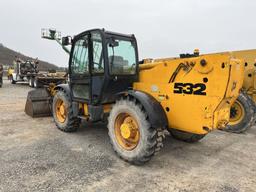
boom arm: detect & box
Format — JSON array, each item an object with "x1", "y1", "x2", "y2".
[{"x1": 41, "y1": 28, "x2": 70, "y2": 54}]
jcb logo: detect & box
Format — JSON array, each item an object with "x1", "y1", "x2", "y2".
[{"x1": 173, "y1": 83, "x2": 206, "y2": 96}]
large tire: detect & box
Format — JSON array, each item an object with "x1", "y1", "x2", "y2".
[
  {"x1": 108, "y1": 98, "x2": 165, "y2": 165},
  {"x1": 52, "y1": 90, "x2": 81, "y2": 132},
  {"x1": 28, "y1": 78, "x2": 34, "y2": 87},
  {"x1": 246, "y1": 94, "x2": 256, "y2": 125},
  {"x1": 224, "y1": 92, "x2": 255, "y2": 133},
  {"x1": 169, "y1": 129, "x2": 206, "y2": 143}
]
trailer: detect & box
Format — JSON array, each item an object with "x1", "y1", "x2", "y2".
[
  {"x1": 10, "y1": 58, "x2": 66, "y2": 88},
  {"x1": 32, "y1": 70, "x2": 67, "y2": 88},
  {"x1": 10, "y1": 58, "x2": 39, "y2": 85}
]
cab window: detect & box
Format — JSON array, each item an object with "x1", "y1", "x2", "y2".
[
  {"x1": 92, "y1": 32, "x2": 104, "y2": 74},
  {"x1": 71, "y1": 36, "x2": 89, "y2": 75},
  {"x1": 108, "y1": 39, "x2": 136, "y2": 75}
]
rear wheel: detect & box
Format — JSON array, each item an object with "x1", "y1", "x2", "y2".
[
  {"x1": 108, "y1": 98, "x2": 165, "y2": 165},
  {"x1": 169, "y1": 129, "x2": 206, "y2": 143},
  {"x1": 52, "y1": 90, "x2": 80, "y2": 132},
  {"x1": 224, "y1": 92, "x2": 254, "y2": 133},
  {"x1": 29, "y1": 78, "x2": 34, "y2": 87},
  {"x1": 34, "y1": 79, "x2": 42, "y2": 88}
]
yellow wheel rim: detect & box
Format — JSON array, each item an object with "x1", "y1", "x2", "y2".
[
  {"x1": 229, "y1": 101, "x2": 245, "y2": 125},
  {"x1": 55, "y1": 98, "x2": 67, "y2": 123},
  {"x1": 114, "y1": 113, "x2": 140, "y2": 150}
]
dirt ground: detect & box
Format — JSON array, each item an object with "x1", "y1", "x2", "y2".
[{"x1": 0, "y1": 79, "x2": 256, "y2": 192}]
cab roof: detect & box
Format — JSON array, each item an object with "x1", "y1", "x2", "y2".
[{"x1": 75, "y1": 28, "x2": 135, "y2": 39}]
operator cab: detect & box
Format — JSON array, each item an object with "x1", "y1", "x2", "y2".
[{"x1": 67, "y1": 29, "x2": 139, "y2": 105}]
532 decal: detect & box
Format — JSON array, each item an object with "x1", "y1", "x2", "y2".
[{"x1": 173, "y1": 83, "x2": 206, "y2": 95}]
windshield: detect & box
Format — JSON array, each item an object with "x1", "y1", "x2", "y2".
[{"x1": 108, "y1": 39, "x2": 136, "y2": 75}]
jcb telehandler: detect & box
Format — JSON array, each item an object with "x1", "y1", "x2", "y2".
[
  {"x1": 25, "y1": 28, "x2": 244, "y2": 164},
  {"x1": 222, "y1": 50, "x2": 256, "y2": 133},
  {"x1": 150, "y1": 50, "x2": 256, "y2": 134},
  {"x1": 151, "y1": 49, "x2": 256, "y2": 133}
]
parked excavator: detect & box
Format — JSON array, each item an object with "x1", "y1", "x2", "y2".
[{"x1": 25, "y1": 28, "x2": 244, "y2": 164}]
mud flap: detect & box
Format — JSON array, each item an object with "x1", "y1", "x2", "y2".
[{"x1": 25, "y1": 88, "x2": 52, "y2": 117}]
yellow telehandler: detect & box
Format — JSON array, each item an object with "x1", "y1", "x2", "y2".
[
  {"x1": 151, "y1": 49, "x2": 256, "y2": 134},
  {"x1": 222, "y1": 50, "x2": 256, "y2": 133},
  {"x1": 25, "y1": 29, "x2": 244, "y2": 164}
]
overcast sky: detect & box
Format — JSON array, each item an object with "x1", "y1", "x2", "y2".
[{"x1": 0, "y1": 0, "x2": 255, "y2": 67}]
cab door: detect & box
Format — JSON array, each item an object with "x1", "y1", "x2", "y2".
[
  {"x1": 90, "y1": 32, "x2": 105, "y2": 105},
  {"x1": 101, "y1": 36, "x2": 139, "y2": 103},
  {"x1": 69, "y1": 34, "x2": 91, "y2": 103}
]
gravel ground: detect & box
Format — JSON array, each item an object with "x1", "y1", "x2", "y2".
[{"x1": 0, "y1": 79, "x2": 256, "y2": 192}]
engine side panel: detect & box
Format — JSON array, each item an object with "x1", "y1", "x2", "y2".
[{"x1": 134, "y1": 53, "x2": 243, "y2": 134}]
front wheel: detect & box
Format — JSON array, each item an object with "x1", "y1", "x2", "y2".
[
  {"x1": 108, "y1": 98, "x2": 165, "y2": 165},
  {"x1": 224, "y1": 92, "x2": 254, "y2": 133},
  {"x1": 169, "y1": 129, "x2": 206, "y2": 143},
  {"x1": 52, "y1": 90, "x2": 81, "y2": 132}
]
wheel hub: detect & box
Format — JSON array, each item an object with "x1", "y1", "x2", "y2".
[
  {"x1": 59, "y1": 105, "x2": 65, "y2": 116},
  {"x1": 55, "y1": 99, "x2": 66, "y2": 123},
  {"x1": 120, "y1": 122, "x2": 136, "y2": 139},
  {"x1": 229, "y1": 101, "x2": 245, "y2": 125},
  {"x1": 114, "y1": 113, "x2": 140, "y2": 150},
  {"x1": 230, "y1": 107, "x2": 237, "y2": 118}
]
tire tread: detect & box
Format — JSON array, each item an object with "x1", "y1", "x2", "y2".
[{"x1": 108, "y1": 97, "x2": 165, "y2": 165}]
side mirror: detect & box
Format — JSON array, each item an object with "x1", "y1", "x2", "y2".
[
  {"x1": 109, "y1": 39, "x2": 119, "y2": 47},
  {"x1": 62, "y1": 36, "x2": 72, "y2": 46}
]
